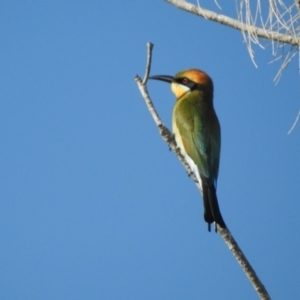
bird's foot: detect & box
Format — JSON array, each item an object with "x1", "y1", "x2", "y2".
[
  {"x1": 187, "y1": 170, "x2": 193, "y2": 177},
  {"x1": 168, "y1": 133, "x2": 176, "y2": 151}
]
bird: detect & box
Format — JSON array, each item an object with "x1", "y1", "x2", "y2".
[{"x1": 149, "y1": 69, "x2": 226, "y2": 232}]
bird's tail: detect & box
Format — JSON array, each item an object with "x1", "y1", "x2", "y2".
[{"x1": 201, "y1": 175, "x2": 226, "y2": 232}]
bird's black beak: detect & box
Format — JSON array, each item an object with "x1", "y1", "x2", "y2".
[{"x1": 148, "y1": 75, "x2": 175, "y2": 84}]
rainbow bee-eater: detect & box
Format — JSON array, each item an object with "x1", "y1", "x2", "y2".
[{"x1": 149, "y1": 69, "x2": 226, "y2": 232}]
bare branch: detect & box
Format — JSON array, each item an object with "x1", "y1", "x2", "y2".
[
  {"x1": 135, "y1": 43, "x2": 271, "y2": 300},
  {"x1": 218, "y1": 227, "x2": 271, "y2": 300},
  {"x1": 165, "y1": 0, "x2": 300, "y2": 46}
]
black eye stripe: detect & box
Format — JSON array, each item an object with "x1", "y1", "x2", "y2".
[
  {"x1": 177, "y1": 77, "x2": 190, "y2": 84},
  {"x1": 176, "y1": 77, "x2": 197, "y2": 90}
]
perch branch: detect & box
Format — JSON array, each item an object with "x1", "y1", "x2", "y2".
[{"x1": 135, "y1": 43, "x2": 271, "y2": 300}]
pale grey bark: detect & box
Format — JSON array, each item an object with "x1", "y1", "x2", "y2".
[{"x1": 166, "y1": 0, "x2": 300, "y2": 46}]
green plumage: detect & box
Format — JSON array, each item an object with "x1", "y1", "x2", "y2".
[
  {"x1": 149, "y1": 69, "x2": 226, "y2": 231},
  {"x1": 173, "y1": 89, "x2": 220, "y2": 181}
]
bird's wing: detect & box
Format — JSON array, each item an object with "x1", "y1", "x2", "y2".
[
  {"x1": 174, "y1": 100, "x2": 218, "y2": 181},
  {"x1": 174, "y1": 95, "x2": 225, "y2": 230}
]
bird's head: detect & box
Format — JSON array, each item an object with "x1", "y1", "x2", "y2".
[{"x1": 149, "y1": 69, "x2": 213, "y2": 100}]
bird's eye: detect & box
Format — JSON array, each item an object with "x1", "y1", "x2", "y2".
[{"x1": 182, "y1": 78, "x2": 188, "y2": 84}]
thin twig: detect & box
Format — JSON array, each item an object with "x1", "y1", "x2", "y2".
[
  {"x1": 287, "y1": 109, "x2": 300, "y2": 134},
  {"x1": 142, "y1": 42, "x2": 154, "y2": 84},
  {"x1": 135, "y1": 47, "x2": 197, "y2": 184},
  {"x1": 135, "y1": 43, "x2": 271, "y2": 300},
  {"x1": 295, "y1": 0, "x2": 300, "y2": 17}
]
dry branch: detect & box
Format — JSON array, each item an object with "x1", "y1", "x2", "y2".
[
  {"x1": 165, "y1": 0, "x2": 300, "y2": 46},
  {"x1": 135, "y1": 42, "x2": 271, "y2": 300}
]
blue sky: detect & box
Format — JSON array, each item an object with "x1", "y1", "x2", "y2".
[{"x1": 0, "y1": 1, "x2": 299, "y2": 299}]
